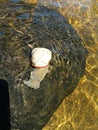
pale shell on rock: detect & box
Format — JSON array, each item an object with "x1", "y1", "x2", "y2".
[{"x1": 31, "y1": 47, "x2": 52, "y2": 68}]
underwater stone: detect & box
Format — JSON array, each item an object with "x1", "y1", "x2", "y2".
[{"x1": 0, "y1": 3, "x2": 87, "y2": 130}]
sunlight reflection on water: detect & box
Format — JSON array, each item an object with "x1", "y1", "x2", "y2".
[
  {"x1": 0, "y1": 0, "x2": 98, "y2": 130},
  {"x1": 39, "y1": 0, "x2": 98, "y2": 130}
]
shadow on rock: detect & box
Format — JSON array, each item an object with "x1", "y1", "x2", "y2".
[{"x1": 0, "y1": 79, "x2": 11, "y2": 130}]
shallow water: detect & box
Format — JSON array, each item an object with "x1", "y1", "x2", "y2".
[
  {"x1": 0, "y1": 0, "x2": 98, "y2": 130},
  {"x1": 41, "y1": 0, "x2": 98, "y2": 130}
]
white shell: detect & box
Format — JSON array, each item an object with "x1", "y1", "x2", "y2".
[{"x1": 31, "y1": 47, "x2": 52, "y2": 67}]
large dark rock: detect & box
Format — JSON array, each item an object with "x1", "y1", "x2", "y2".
[{"x1": 0, "y1": 2, "x2": 87, "y2": 130}]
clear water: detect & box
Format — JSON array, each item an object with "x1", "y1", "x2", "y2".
[
  {"x1": 40, "y1": 0, "x2": 98, "y2": 130},
  {"x1": 0, "y1": 0, "x2": 98, "y2": 130}
]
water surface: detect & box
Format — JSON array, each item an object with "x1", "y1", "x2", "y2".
[
  {"x1": 0, "y1": 0, "x2": 98, "y2": 130},
  {"x1": 41, "y1": 0, "x2": 98, "y2": 130}
]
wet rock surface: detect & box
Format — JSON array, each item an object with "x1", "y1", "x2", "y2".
[{"x1": 0, "y1": 2, "x2": 87, "y2": 130}]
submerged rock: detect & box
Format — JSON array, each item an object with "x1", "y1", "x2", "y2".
[{"x1": 0, "y1": 2, "x2": 87, "y2": 130}]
